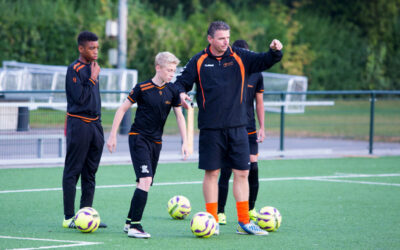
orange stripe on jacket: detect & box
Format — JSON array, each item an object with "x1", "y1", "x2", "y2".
[
  {"x1": 76, "y1": 64, "x2": 85, "y2": 72},
  {"x1": 73, "y1": 62, "x2": 81, "y2": 70},
  {"x1": 196, "y1": 53, "x2": 208, "y2": 109},
  {"x1": 248, "y1": 131, "x2": 257, "y2": 135},
  {"x1": 231, "y1": 52, "x2": 245, "y2": 104}
]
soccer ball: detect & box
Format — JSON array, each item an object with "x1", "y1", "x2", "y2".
[
  {"x1": 190, "y1": 212, "x2": 217, "y2": 238},
  {"x1": 74, "y1": 207, "x2": 100, "y2": 233},
  {"x1": 257, "y1": 206, "x2": 282, "y2": 232},
  {"x1": 167, "y1": 195, "x2": 191, "y2": 219}
]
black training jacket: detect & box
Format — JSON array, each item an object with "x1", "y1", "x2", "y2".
[
  {"x1": 175, "y1": 45, "x2": 282, "y2": 129},
  {"x1": 65, "y1": 60, "x2": 101, "y2": 122}
]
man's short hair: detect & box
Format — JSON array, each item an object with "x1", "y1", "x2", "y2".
[
  {"x1": 207, "y1": 21, "x2": 230, "y2": 38},
  {"x1": 155, "y1": 52, "x2": 180, "y2": 67},
  {"x1": 233, "y1": 40, "x2": 249, "y2": 50},
  {"x1": 77, "y1": 31, "x2": 98, "y2": 46}
]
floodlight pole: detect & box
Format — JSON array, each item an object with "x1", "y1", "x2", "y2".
[{"x1": 118, "y1": 0, "x2": 131, "y2": 134}]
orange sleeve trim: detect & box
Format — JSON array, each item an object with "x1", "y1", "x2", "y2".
[
  {"x1": 128, "y1": 132, "x2": 139, "y2": 135},
  {"x1": 89, "y1": 78, "x2": 96, "y2": 85},
  {"x1": 153, "y1": 141, "x2": 162, "y2": 144},
  {"x1": 248, "y1": 131, "x2": 257, "y2": 135},
  {"x1": 76, "y1": 64, "x2": 85, "y2": 72},
  {"x1": 73, "y1": 62, "x2": 81, "y2": 70},
  {"x1": 67, "y1": 112, "x2": 99, "y2": 122},
  {"x1": 197, "y1": 53, "x2": 208, "y2": 109},
  {"x1": 127, "y1": 96, "x2": 135, "y2": 103},
  {"x1": 231, "y1": 52, "x2": 245, "y2": 104},
  {"x1": 258, "y1": 90, "x2": 264, "y2": 92}
]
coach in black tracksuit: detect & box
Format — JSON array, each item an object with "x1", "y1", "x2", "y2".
[
  {"x1": 62, "y1": 31, "x2": 106, "y2": 228},
  {"x1": 175, "y1": 21, "x2": 282, "y2": 235}
]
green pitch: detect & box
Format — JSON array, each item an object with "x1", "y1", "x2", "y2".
[{"x1": 1, "y1": 156, "x2": 400, "y2": 249}]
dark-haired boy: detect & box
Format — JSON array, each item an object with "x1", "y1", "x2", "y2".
[
  {"x1": 217, "y1": 39, "x2": 265, "y2": 225},
  {"x1": 62, "y1": 31, "x2": 106, "y2": 229}
]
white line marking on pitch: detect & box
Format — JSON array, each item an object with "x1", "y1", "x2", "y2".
[
  {"x1": 0, "y1": 235, "x2": 102, "y2": 250},
  {"x1": 0, "y1": 173, "x2": 400, "y2": 194},
  {"x1": 308, "y1": 178, "x2": 400, "y2": 187}
]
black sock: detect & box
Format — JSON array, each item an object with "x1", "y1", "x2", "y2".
[
  {"x1": 65, "y1": 215, "x2": 74, "y2": 220},
  {"x1": 129, "y1": 188, "x2": 148, "y2": 228},
  {"x1": 248, "y1": 162, "x2": 259, "y2": 210},
  {"x1": 218, "y1": 167, "x2": 232, "y2": 213}
]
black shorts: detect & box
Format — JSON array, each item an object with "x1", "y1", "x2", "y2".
[
  {"x1": 128, "y1": 133, "x2": 162, "y2": 183},
  {"x1": 199, "y1": 127, "x2": 250, "y2": 171},
  {"x1": 248, "y1": 132, "x2": 258, "y2": 155}
]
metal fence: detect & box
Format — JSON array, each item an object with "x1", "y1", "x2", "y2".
[{"x1": 0, "y1": 90, "x2": 399, "y2": 164}]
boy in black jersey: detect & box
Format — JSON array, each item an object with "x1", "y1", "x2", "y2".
[
  {"x1": 107, "y1": 52, "x2": 189, "y2": 238},
  {"x1": 62, "y1": 31, "x2": 106, "y2": 229},
  {"x1": 217, "y1": 40, "x2": 265, "y2": 225}
]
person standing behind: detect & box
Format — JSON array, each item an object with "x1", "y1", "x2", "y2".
[
  {"x1": 175, "y1": 21, "x2": 282, "y2": 235},
  {"x1": 107, "y1": 52, "x2": 189, "y2": 238},
  {"x1": 62, "y1": 31, "x2": 106, "y2": 229},
  {"x1": 217, "y1": 39, "x2": 265, "y2": 225}
]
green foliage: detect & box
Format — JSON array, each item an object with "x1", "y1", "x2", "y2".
[
  {"x1": 294, "y1": 13, "x2": 368, "y2": 90},
  {"x1": 0, "y1": 0, "x2": 399, "y2": 89},
  {"x1": 0, "y1": 0, "x2": 116, "y2": 67}
]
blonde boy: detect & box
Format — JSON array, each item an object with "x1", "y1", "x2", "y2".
[{"x1": 107, "y1": 52, "x2": 189, "y2": 238}]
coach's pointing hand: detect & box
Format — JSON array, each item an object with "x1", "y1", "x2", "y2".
[{"x1": 270, "y1": 39, "x2": 283, "y2": 51}]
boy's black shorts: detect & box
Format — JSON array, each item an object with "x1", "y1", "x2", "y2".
[
  {"x1": 248, "y1": 132, "x2": 258, "y2": 155},
  {"x1": 128, "y1": 133, "x2": 162, "y2": 183},
  {"x1": 199, "y1": 126, "x2": 250, "y2": 171}
]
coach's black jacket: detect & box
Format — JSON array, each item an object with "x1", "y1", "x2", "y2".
[
  {"x1": 65, "y1": 60, "x2": 101, "y2": 121},
  {"x1": 175, "y1": 45, "x2": 282, "y2": 129}
]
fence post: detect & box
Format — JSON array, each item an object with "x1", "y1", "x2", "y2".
[
  {"x1": 369, "y1": 91, "x2": 376, "y2": 154},
  {"x1": 280, "y1": 92, "x2": 285, "y2": 152}
]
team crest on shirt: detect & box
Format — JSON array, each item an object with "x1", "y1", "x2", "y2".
[
  {"x1": 165, "y1": 101, "x2": 171, "y2": 105},
  {"x1": 159, "y1": 90, "x2": 162, "y2": 95},
  {"x1": 141, "y1": 165, "x2": 149, "y2": 173},
  {"x1": 73, "y1": 77, "x2": 77, "y2": 83}
]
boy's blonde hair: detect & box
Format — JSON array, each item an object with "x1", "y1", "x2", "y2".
[{"x1": 155, "y1": 52, "x2": 180, "y2": 67}]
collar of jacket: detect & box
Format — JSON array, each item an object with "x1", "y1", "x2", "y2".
[{"x1": 204, "y1": 44, "x2": 234, "y2": 59}]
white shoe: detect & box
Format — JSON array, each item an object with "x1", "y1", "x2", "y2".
[
  {"x1": 214, "y1": 223, "x2": 220, "y2": 236},
  {"x1": 236, "y1": 222, "x2": 268, "y2": 236},
  {"x1": 128, "y1": 226, "x2": 151, "y2": 238},
  {"x1": 123, "y1": 224, "x2": 130, "y2": 233}
]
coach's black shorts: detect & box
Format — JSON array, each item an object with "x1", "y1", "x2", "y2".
[
  {"x1": 199, "y1": 127, "x2": 250, "y2": 171},
  {"x1": 248, "y1": 132, "x2": 258, "y2": 155},
  {"x1": 128, "y1": 133, "x2": 162, "y2": 183}
]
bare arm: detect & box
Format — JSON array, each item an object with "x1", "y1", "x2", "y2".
[
  {"x1": 106, "y1": 99, "x2": 133, "y2": 153},
  {"x1": 255, "y1": 92, "x2": 265, "y2": 142},
  {"x1": 173, "y1": 106, "x2": 189, "y2": 160}
]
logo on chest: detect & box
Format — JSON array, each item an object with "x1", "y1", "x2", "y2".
[
  {"x1": 223, "y1": 61, "x2": 234, "y2": 67},
  {"x1": 165, "y1": 100, "x2": 171, "y2": 105},
  {"x1": 204, "y1": 64, "x2": 214, "y2": 67}
]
